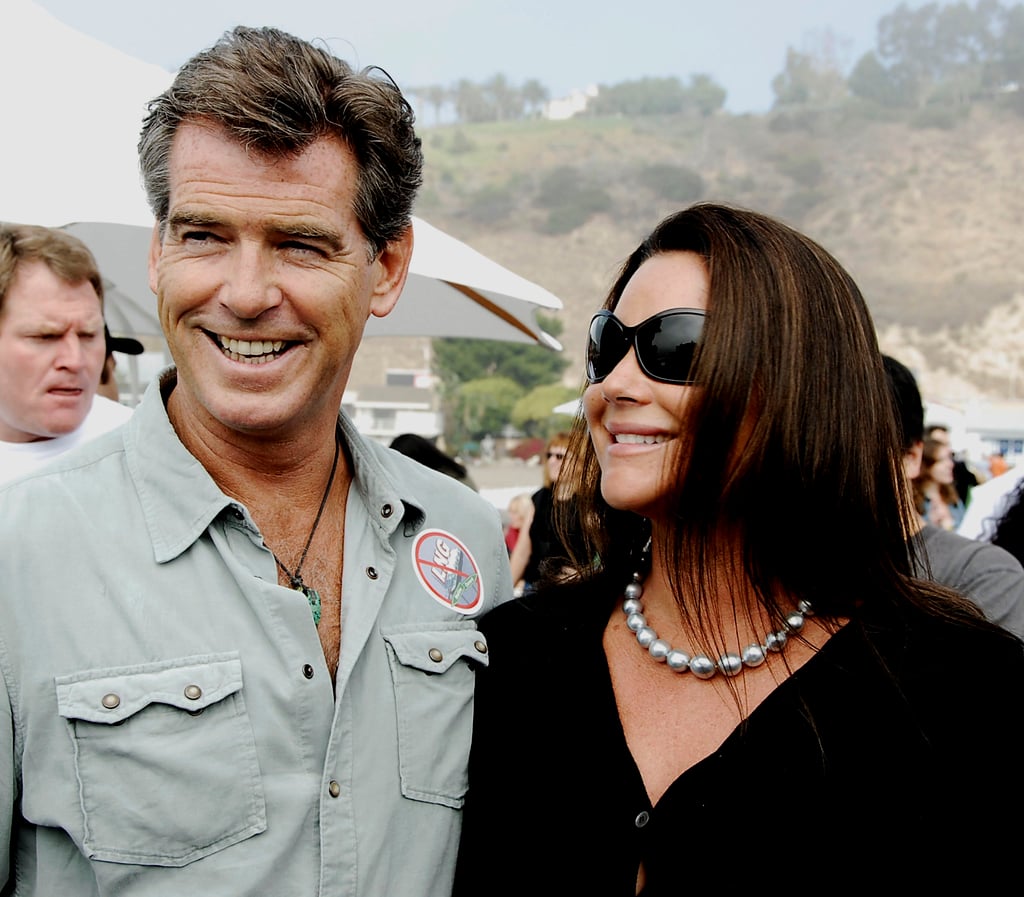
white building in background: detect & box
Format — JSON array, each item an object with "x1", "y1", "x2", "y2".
[
  {"x1": 542, "y1": 85, "x2": 599, "y2": 120},
  {"x1": 342, "y1": 369, "x2": 443, "y2": 446}
]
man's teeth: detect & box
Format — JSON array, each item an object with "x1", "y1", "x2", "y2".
[
  {"x1": 218, "y1": 336, "x2": 285, "y2": 364},
  {"x1": 614, "y1": 434, "x2": 666, "y2": 445}
]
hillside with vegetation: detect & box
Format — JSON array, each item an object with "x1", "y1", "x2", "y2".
[{"x1": 350, "y1": 1, "x2": 1024, "y2": 449}]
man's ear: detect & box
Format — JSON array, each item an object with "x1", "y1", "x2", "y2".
[
  {"x1": 147, "y1": 222, "x2": 163, "y2": 295},
  {"x1": 368, "y1": 225, "x2": 414, "y2": 320},
  {"x1": 904, "y1": 441, "x2": 924, "y2": 480}
]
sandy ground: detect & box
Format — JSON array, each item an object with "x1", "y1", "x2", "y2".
[{"x1": 467, "y1": 457, "x2": 542, "y2": 519}]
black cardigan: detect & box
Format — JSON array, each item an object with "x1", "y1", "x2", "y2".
[{"x1": 455, "y1": 580, "x2": 1024, "y2": 893}]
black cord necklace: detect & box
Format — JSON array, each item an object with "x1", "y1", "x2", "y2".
[{"x1": 272, "y1": 429, "x2": 341, "y2": 626}]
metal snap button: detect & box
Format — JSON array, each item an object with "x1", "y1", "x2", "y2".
[
  {"x1": 101, "y1": 693, "x2": 120, "y2": 710},
  {"x1": 302, "y1": 664, "x2": 315, "y2": 679},
  {"x1": 381, "y1": 503, "x2": 393, "y2": 518},
  {"x1": 474, "y1": 640, "x2": 488, "y2": 654},
  {"x1": 428, "y1": 648, "x2": 444, "y2": 663},
  {"x1": 184, "y1": 684, "x2": 202, "y2": 701},
  {"x1": 366, "y1": 566, "x2": 378, "y2": 580},
  {"x1": 328, "y1": 781, "x2": 341, "y2": 798}
]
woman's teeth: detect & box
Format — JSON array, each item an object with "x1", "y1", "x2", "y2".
[{"x1": 614, "y1": 434, "x2": 666, "y2": 444}]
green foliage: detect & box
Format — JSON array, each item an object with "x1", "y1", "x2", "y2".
[
  {"x1": 771, "y1": 46, "x2": 848, "y2": 108},
  {"x1": 849, "y1": 52, "x2": 918, "y2": 108},
  {"x1": 449, "y1": 376, "x2": 524, "y2": 446},
  {"x1": 510, "y1": 383, "x2": 580, "y2": 436},
  {"x1": 863, "y1": 0, "x2": 1021, "y2": 108},
  {"x1": 434, "y1": 313, "x2": 570, "y2": 447},
  {"x1": 432, "y1": 315, "x2": 569, "y2": 393},
  {"x1": 689, "y1": 73, "x2": 728, "y2": 117},
  {"x1": 591, "y1": 76, "x2": 689, "y2": 116},
  {"x1": 635, "y1": 163, "x2": 705, "y2": 203}
]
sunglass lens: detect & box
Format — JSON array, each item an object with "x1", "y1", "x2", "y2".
[
  {"x1": 638, "y1": 313, "x2": 703, "y2": 383},
  {"x1": 587, "y1": 313, "x2": 627, "y2": 382}
]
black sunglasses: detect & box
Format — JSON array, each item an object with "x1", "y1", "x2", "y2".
[{"x1": 586, "y1": 308, "x2": 705, "y2": 385}]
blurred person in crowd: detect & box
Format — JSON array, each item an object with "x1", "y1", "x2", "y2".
[
  {"x1": 97, "y1": 325, "x2": 145, "y2": 403},
  {"x1": 960, "y1": 461, "x2": 1024, "y2": 543},
  {"x1": 503, "y1": 492, "x2": 532, "y2": 557},
  {"x1": 0, "y1": 26, "x2": 511, "y2": 897},
  {"x1": 989, "y1": 452, "x2": 1009, "y2": 478},
  {"x1": 992, "y1": 479, "x2": 1024, "y2": 565},
  {"x1": 389, "y1": 432, "x2": 478, "y2": 491},
  {"x1": 0, "y1": 223, "x2": 132, "y2": 484},
  {"x1": 925, "y1": 423, "x2": 979, "y2": 505},
  {"x1": 885, "y1": 355, "x2": 1024, "y2": 637},
  {"x1": 508, "y1": 431, "x2": 587, "y2": 594},
  {"x1": 455, "y1": 203, "x2": 1023, "y2": 893},
  {"x1": 913, "y1": 435, "x2": 966, "y2": 530}
]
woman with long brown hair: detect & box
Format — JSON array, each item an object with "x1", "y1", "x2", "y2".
[
  {"x1": 913, "y1": 435, "x2": 967, "y2": 530},
  {"x1": 455, "y1": 203, "x2": 1023, "y2": 892}
]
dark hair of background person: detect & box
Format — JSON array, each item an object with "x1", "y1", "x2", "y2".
[
  {"x1": 138, "y1": 25, "x2": 423, "y2": 257},
  {"x1": 389, "y1": 433, "x2": 476, "y2": 490},
  {"x1": 992, "y1": 481, "x2": 1024, "y2": 565},
  {"x1": 557, "y1": 202, "x2": 987, "y2": 647},
  {"x1": 0, "y1": 223, "x2": 104, "y2": 312},
  {"x1": 882, "y1": 354, "x2": 924, "y2": 452}
]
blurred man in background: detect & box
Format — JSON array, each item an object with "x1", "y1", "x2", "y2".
[
  {"x1": 97, "y1": 324, "x2": 144, "y2": 403},
  {"x1": 0, "y1": 223, "x2": 131, "y2": 484}
]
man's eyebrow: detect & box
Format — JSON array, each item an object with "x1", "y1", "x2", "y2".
[
  {"x1": 273, "y1": 222, "x2": 344, "y2": 248},
  {"x1": 167, "y1": 211, "x2": 221, "y2": 230}
]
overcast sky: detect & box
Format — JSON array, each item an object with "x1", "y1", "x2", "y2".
[{"x1": 33, "y1": 0, "x2": 918, "y2": 114}]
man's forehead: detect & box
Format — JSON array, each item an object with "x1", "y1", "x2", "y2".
[{"x1": 4, "y1": 263, "x2": 102, "y2": 316}]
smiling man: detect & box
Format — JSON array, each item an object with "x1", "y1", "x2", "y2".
[
  {"x1": 0, "y1": 224, "x2": 133, "y2": 484},
  {"x1": 0, "y1": 27, "x2": 512, "y2": 897}
]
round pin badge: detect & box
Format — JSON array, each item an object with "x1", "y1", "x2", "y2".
[{"x1": 411, "y1": 529, "x2": 484, "y2": 614}]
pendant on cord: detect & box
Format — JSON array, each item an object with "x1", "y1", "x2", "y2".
[
  {"x1": 291, "y1": 576, "x2": 322, "y2": 626},
  {"x1": 271, "y1": 429, "x2": 340, "y2": 630}
]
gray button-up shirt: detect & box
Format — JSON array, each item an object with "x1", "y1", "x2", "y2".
[{"x1": 0, "y1": 370, "x2": 512, "y2": 896}]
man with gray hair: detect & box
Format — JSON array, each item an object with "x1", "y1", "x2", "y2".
[{"x1": 0, "y1": 27, "x2": 511, "y2": 896}]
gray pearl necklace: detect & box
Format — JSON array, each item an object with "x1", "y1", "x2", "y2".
[{"x1": 622, "y1": 570, "x2": 813, "y2": 679}]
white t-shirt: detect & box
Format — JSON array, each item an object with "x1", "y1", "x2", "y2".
[
  {"x1": 0, "y1": 395, "x2": 134, "y2": 486},
  {"x1": 957, "y1": 465, "x2": 1024, "y2": 541}
]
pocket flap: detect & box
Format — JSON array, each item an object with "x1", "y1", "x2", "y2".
[
  {"x1": 56, "y1": 653, "x2": 243, "y2": 725},
  {"x1": 383, "y1": 625, "x2": 490, "y2": 675}
]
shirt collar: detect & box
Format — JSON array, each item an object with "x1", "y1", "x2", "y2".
[{"x1": 126, "y1": 367, "x2": 426, "y2": 563}]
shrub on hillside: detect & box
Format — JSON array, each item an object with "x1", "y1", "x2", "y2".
[
  {"x1": 462, "y1": 184, "x2": 517, "y2": 225},
  {"x1": 533, "y1": 166, "x2": 612, "y2": 234},
  {"x1": 635, "y1": 163, "x2": 705, "y2": 203}
]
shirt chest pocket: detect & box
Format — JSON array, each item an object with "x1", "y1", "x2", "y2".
[
  {"x1": 55, "y1": 653, "x2": 267, "y2": 867},
  {"x1": 383, "y1": 624, "x2": 490, "y2": 809}
]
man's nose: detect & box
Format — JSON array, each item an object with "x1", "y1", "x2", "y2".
[
  {"x1": 218, "y1": 244, "x2": 285, "y2": 319},
  {"x1": 55, "y1": 332, "x2": 91, "y2": 370}
]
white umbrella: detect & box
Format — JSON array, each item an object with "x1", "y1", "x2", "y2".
[{"x1": 2, "y1": 0, "x2": 563, "y2": 349}]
